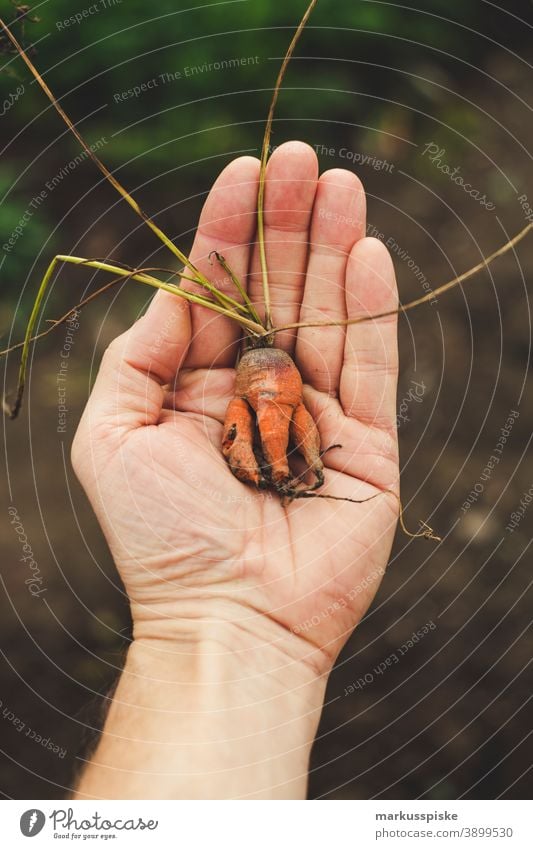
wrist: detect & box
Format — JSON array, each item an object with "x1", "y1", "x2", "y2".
[
  {"x1": 129, "y1": 591, "x2": 334, "y2": 678},
  {"x1": 129, "y1": 614, "x2": 328, "y2": 709},
  {"x1": 76, "y1": 609, "x2": 329, "y2": 799}
]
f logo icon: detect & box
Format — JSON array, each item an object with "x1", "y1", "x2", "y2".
[{"x1": 20, "y1": 810, "x2": 45, "y2": 837}]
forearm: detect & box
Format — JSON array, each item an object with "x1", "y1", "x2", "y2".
[{"x1": 74, "y1": 626, "x2": 327, "y2": 800}]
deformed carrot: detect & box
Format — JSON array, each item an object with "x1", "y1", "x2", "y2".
[
  {"x1": 221, "y1": 347, "x2": 443, "y2": 542},
  {"x1": 221, "y1": 345, "x2": 441, "y2": 539},
  {"x1": 222, "y1": 346, "x2": 324, "y2": 493}
]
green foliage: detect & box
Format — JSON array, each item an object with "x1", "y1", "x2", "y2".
[
  {"x1": 0, "y1": 163, "x2": 50, "y2": 327},
  {"x1": 2, "y1": 0, "x2": 529, "y2": 161},
  {"x1": 0, "y1": 0, "x2": 530, "y2": 306}
]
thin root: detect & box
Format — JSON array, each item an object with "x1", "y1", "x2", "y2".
[{"x1": 288, "y1": 487, "x2": 441, "y2": 542}]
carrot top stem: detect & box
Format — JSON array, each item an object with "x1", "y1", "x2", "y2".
[
  {"x1": 271, "y1": 221, "x2": 533, "y2": 335},
  {"x1": 210, "y1": 251, "x2": 263, "y2": 327},
  {"x1": 257, "y1": 0, "x2": 318, "y2": 330},
  {"x1": 1, "y1": 255, "x2": 267, "y2": 419}
]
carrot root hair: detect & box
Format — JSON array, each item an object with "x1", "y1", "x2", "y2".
[{"x1": 293, "y1": 488, "x2": 442, "y2": 542}]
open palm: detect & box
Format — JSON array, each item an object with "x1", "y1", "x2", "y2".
[{"x1": 72, "y1": 141, "x2": 400, "y2": 672}]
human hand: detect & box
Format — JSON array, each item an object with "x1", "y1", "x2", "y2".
[{"x1": 72, "y1": 140, "x2": 399, "y2": 676}]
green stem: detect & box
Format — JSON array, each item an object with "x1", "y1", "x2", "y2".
[
  {"x1": 210, "y1": 252, "x2": 263, "y2": 325},
  {"x1": 257, "y1": 0, "x2": 318, "y2": 330},
  {"x1": 3, "y1": 255, "x2": 266, "y2": 420},
  {"x1": 270, "y1": 221, "x2": 533, "y2": 336}
]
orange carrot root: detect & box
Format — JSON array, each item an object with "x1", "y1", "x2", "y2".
[
  {"x1": 222, "y1": 347, "x2": 323, "y2": 493},
  {"x1": 290, "y1": 402, "x2": 324, "y2": 490},
  {"x1": 222, "y1": 397, "x2": 261, "y2": 486},
  {"x1": 222, "y1": 348, "x2": 440, "y2": 543}
]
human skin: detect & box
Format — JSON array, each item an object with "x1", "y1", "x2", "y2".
[{"x1": 71, "y1": 140, "x2": 399, "y2": 799}]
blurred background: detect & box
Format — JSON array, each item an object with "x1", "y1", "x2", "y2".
[{"x1": 1, "y1": 0, "x2": 532, "y2": 799}]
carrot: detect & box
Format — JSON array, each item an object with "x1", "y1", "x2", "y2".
[
  {"x1": 222, "y1": 347, "x2": 323, "y2": 494},
  {"x1": 221, "y1": 348, "x2": 443, "y2": 541}
]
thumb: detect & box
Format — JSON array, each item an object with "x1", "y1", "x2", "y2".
[{"x1": 80, "y1": 289, "x2": 191, "y2": 434}]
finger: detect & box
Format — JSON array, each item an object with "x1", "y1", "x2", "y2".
[
  {"x1": 248, "y1": 141, "x2": 318, "y2": 353},
  {"x1": 301, "y1": 386, "x2": 399, "y2": 490},
  {"x1": 183, "y1": 155, "x2": 260, "y2": 368},
  {"x1": 340, "y1": 237, "x2": 399, "y2": 430},
  {"x1": 80, "y1": 290, "x2": 191, "y2": 432},
  {"x1": 296, "y1": 169, "x2": 366, "y2": 395}
]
